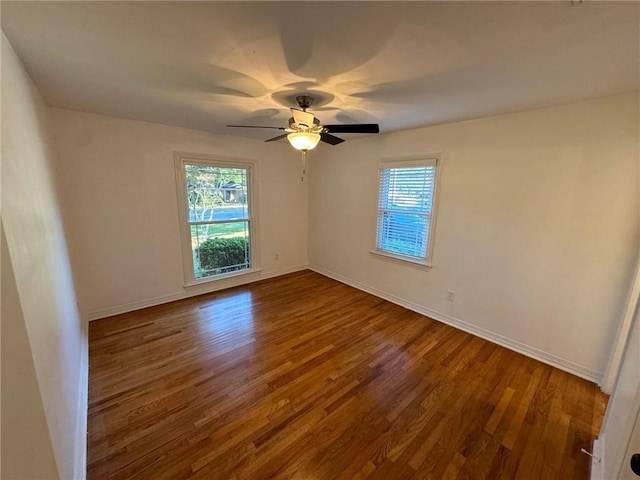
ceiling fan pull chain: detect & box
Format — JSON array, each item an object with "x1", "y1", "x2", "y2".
[{"x1": 301, "y1": 151, "x2": 307, "y2": 182}]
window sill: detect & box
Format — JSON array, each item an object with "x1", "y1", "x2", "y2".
[
  {"x1": 370, "y1": 250, "x2": 432, "y2": 270},
  {"x1": 184, "y1": 267, "x2": 263, "y2": 288}
]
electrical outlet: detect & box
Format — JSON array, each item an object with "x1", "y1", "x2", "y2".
[
  {"x1": 447, "y1": 290, "x2": 455, "y2": 302},
  {"x1": 275, "y1": 254, "x2": 280, "y2": 261}
]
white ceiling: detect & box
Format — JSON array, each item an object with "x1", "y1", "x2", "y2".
[{"x1": 2, "y1": 1, "x2": 638, "y2": 141}]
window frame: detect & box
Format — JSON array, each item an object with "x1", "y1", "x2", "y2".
[
  {"x1": 372, "y1": 155, "x2": 441, "y2": 268},
  {"x1": 174, "y1": 152, "x2": 260, "y2": 286}
]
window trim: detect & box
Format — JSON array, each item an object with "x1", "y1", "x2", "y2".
[
  {"x1": 173, "y1": 151, "x2": 260, "y2": 287},
  {"x1": 372, "y1": 154, "x2": 441, "y2": 268}
]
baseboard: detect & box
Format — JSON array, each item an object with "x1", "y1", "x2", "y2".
[
  {"x1": 309, "y1": 264, "x2": 602, "y2": 384},
  {"x1": 85, "y1": 263, "x2": 602, "y2": 383},
  {"x1": 73, "y1": 317, "x2": 89, "y2": 479},
  {"x1": 85, "y1": 265, "x2": 308, "y2": 321},
  {"x1": 85, "y1": 291, "x2": 186, "y2": 321}
]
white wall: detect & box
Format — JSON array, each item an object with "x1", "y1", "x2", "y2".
[
  {"x1": 1, "y1": 33, "x2": 87, "y2": 479},
  {"x1": 309, "y1": 93, "x2": 639, "y2": 381},
  {"x1": 50, "y1": 109, "x2": 308, "y2": 319}
]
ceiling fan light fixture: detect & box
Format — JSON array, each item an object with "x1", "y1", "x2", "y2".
[{"x1": 287, "y1": 132, "x2": 321, "y2": 151}]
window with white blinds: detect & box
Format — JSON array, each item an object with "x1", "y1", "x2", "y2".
[{"x1": 375, "y1": 158, "x2": 438, "y2": 265}]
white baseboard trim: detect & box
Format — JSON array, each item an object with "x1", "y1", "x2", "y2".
[
  {"x1": 73, "y1": 317, "x2": 89, "y2": 479},
  {"x1": 85, "y1": 291, "x2": 186, "y2": 321},
  {"x1": 85, "y1": 263, "x2": 602, "y2": 382},
  {"x1": 309, "y1": 265, "x2": 602, "y2": 384},
  {"x1": 85, "y1": 265, "x2": 308, "y2": 321}
]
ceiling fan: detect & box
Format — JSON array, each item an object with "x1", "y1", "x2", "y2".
[{"x1": 227, "y1": 95, "x2": 379, "y2": 152}]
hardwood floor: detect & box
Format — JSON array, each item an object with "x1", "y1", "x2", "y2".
[{"x1": 88, "y1": 270, "x2": 607, "y2": 479}]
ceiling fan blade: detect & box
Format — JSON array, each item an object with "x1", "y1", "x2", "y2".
[
  {"x1": 320, "y1": 132, "x2": 345, "y2": 145},
  {"x1": 265, "y1": 134, "x2": 288, "y2": 143},
  {"x1": 323, "y1": 124, "x2": 380, "y2": 134},
  {"x1": 227, "y1": 125, "x2": 285, "y2": 129},
  {"x1": 291, "y1": 108, "x2": 316, "y2": 128}
]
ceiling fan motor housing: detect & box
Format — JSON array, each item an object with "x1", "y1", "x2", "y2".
[{"x1": 295, "y1": 95, "x2": 314, "y2": 111}]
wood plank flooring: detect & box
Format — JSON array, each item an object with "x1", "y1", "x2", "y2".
[{"x1": 88, "y1": 270, "x2": 607, "y2": 479}]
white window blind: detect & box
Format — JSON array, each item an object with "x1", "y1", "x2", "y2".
[{"x1": 376, "y1": 159, "x2": 437, "y2": 263}]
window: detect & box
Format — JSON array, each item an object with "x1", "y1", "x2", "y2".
[
  {"x1": 175, "y1": 154, "x2": 256, "y2": 283},
  {"x1": 374, "y1": 157, "x2": 439, "y2": 266}
]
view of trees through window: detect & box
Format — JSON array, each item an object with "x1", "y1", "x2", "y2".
[{"x1": 184, "y1": 164, "x2": 251, "y2": 278}]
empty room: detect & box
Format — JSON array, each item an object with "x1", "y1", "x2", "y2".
[{"x1": 2, "y1": 2, "x2": 639, "y2": 479}]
